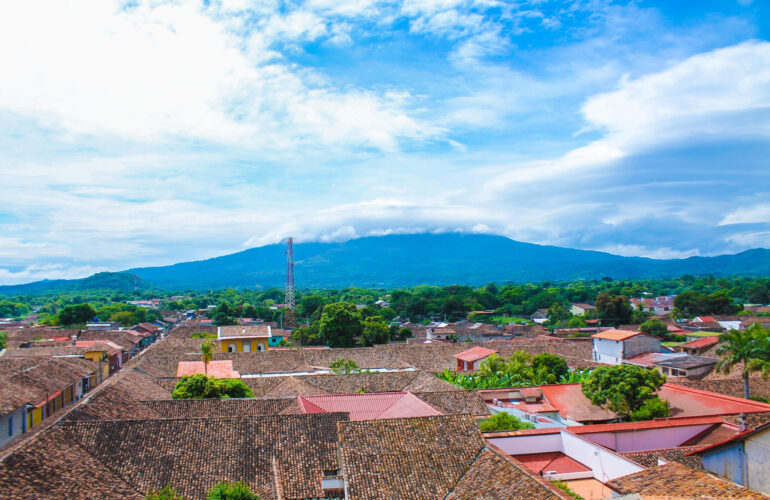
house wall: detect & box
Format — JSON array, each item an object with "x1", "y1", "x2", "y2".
[
  {"x1": 746, "y1": 430, "x2": 770, "y2": 494},
  {"x1": 486, "y1": 433, "x2": 564, "y2": 455},
  {"x1": 0, "y1": 407, "x2": 26, "y2": 450},
  {"x1": 702, "y1": 442, "x2": 747, "y2": 486},
  {"x1": 593, "y1": 338, "x2": 623, "y2": 365},
  {"x1": 623, "y1": 336, "x2": 661, "y2": 358},
  {"x1": 578, "y1": 424, "x2": 714, "y2": 452},
  {"x1": 560, "y1": 431, "x2": 643, "y2": 482},
  {"x1": 220, "y1": 339, "x2": 268, "y2": 353}
]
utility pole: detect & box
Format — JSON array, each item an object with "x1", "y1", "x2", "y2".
[{"x1": 284, "y1": 237, "x2": 296, "y2": 329}]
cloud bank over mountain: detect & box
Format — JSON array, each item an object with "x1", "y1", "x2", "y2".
[{"x1": 1, "y1": 0, "x2": 769, "y2": 284}]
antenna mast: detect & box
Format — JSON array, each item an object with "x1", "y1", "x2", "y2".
[{"x1": 284, "y1": 237, "x2": 296, "y2": 329}]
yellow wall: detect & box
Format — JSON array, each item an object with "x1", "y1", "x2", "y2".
[
  {"x1": 84, "y1": 351, "x2": 104, "y2": 363},
  {"x1": 220, "y1": 339, "x2": 268, "y2": 353},
  {"x1": 27, "y1": 407, "x2": 42, "y2": 428}
]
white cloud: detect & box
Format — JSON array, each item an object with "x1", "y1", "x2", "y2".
[
  {"x1": 593, "y1": 244, "x2": 701, "y2": 260},
  {"x1": 720, "y1": 203, "x2": 770, "y2": 225},
  {"x1": 0, "y1": 0, "x2": 438, "y2": 152},
  {"x1": 0, "y1": 264, "x2": 110, "y2": 285}
]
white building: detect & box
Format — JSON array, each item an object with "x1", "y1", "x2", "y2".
[{"x1": 591, "y1": 329, "x2": 661, "y2": 365}]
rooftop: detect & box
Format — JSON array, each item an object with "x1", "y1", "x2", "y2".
[
  {"x1": 176, "y1": 360, "x2": 240, "y2": 378},
  {"x1": 218, "y1": 325, "x2": 271, "y2": 339},
  {"x1": 592, "y1": 329, "x2": 647, "y2": 341},
  {"x1": 298, "y1": 392, "x2": 443, "y2": 420},
  {"x1": 607, "y1": 462, "x2": 766, "y2": 498},
  {"x1": 453, "y1": 346, "x2": 497, "y2": 363}
]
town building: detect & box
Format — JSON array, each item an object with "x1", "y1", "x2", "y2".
[
  {"x1": 217, "y1": 325, "x2": 272, "y2": 352},
  {"x1": 694, "y1": 421, "x2": 770, "y2": 495},
  {"x1": 591, "y1": 329, "x2": 661, "y2": 365},
  {"x1": 453, "y1": 346, "x2": 497, "y2": 371}
]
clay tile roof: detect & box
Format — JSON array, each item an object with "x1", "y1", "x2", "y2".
[
  {"x1": 445, "y1": 448, "x2": 566, "y2": 500},
  {"x1": 337, "y1": 414, "x2": 484, "y2": 499},
  {"x1": 298, "y1": 392, "x2": 443, "y2": 420},
  {"x1": 592, "y1": 329, "x2": 645, "y2": 341},
  {"x1": 607, "y1": 462, "x2": 767, "y2": 498},
  {"x1": 176, "y1": 360, "x2": 239, "y2": 378},
  {"x1": 48, "y1": 413, "x2": 348, "y2": 499},
  {"x1": 413, "y1": 390, "x2": 490, "y2": 417},
  {"x1": 143, "y1": 397, "x2": 299, "y2": 419},
  {"x1": 620, "y1": 447, "x2": 705, "y2": 470},
  {"x1": 0, "y1": 426, "x2": 142, "y2": 499},
  {"x1": 453, "y1": 346, "x2": 497, "y2": 362}
]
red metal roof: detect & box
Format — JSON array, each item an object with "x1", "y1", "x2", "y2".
[
  {"x1": 297, "y1": 392, "x2": 442, "y2": 421},
  {"x1": 681, "y1": 336, "x2": 719, "y2": 349},
  {"x1": 566, "y1": 416, "x2": 725, "y2": 435},
  {"x1": 176, "y1": 360, "x2": 239, "y2": 379},
  {"x1": 539, "y1": 384, "x2": 616, "y2": 422},
  {"x1": 660, "y1": 383, "x2": 770, "y2": 417},
  {"x1": 513, "y1": 452, "x2": 592, "y2": 475},
  {"x1": 453, "y1": 346, "x2": 497, "y2": 362},
  {"x1": 686, "y1": 421, "x2": 770, "y2": 456}
]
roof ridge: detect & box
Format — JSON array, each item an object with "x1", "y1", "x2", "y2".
[
  {"x1": 442, "y1": 446, "x2": 486, "y2": 499},
  {"x1": 61, "y1": 427, "x2": 146, "y2": 497}
]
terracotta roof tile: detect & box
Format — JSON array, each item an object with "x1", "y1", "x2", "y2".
[
  {"x1": 607, "y1": 462, "x2": 767, "y2": 498},
  {"x1": 338, "y1": 414, "x2": 484, "y2": 499}
]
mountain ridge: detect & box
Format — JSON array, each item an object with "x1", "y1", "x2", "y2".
[{"x1": 1, "y1": 233, "x2": 769, "y2": 294}]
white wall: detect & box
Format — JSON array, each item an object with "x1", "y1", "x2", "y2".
[
  {"x1": 560, "y1": 431, "x2": 643, "y2": 482},
  {"x1": 594, "y1": 338, "x2": 623, "y2": 365},
  {"x1": 746, "y1": 430, "x2": 770, "y2": 495},
  {"x1": 0, "y1": 407, "x2": 26, "y2": 450},
  {"x1": 487, "y1": 433, "x2": 564, "y2": 455}
]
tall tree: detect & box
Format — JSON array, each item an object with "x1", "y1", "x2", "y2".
[
  {"x1": 595, "y1": 293, "x2": 632, "y2": 327},
  {"x1": 582, "y1": 364, "x2": 667, "y2": 420},
  {"x1": 319, "y1": 302, "x2": 363, "y2": 348},
  {"x1": 361, "y1": 316, "x2": 390, "y2": 346},
  {"x1": 716, "y1": 324, "x2": 770, "y2": 399},
  {"x1": 200, "y1": 340, "x2": 214, "y2": 376}
]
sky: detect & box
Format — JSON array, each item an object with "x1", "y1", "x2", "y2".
[{"x1": 1, "y1": 0, "x2": 769, "y2": 285}]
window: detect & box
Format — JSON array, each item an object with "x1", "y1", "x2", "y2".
[
  {"x1": 243, "y1": 342, "x2": 251, "y2": 353},
  {"x1": 8, "y1": 415, "x2": 13, "y2": 437},
  {"x1": 228, "y1": 342, "x2": 237, "y2": 353},
  {"x1": 257, "y1": 342, "x2": 265, "y2": 352}
]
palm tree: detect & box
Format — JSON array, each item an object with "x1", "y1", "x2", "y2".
[
  {"x1": 200, "y1": 340, "x2": 214, "y2": 376},
  {"x1": 330, "y1": 358, "x2": 360, "y2": 374},
  {"x1": 716, "y1": 324, "x2": 769, "y2": 399}
]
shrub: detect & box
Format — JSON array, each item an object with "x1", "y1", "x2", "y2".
[
  {"x1": 172, "y1": 375, "x2": 254, "y2": 399},
  {"x1": 145, "y1": 485, "x2": 184, "y2": 500},
  {"x1": 479, "y1": 412, "x2": 534, "y2": 432},
  {"x1": 206, "y1": 481, "x2": 259, "y2": 500}
]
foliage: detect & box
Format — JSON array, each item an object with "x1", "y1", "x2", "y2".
[
  {"x1": 629, "y1": 396, "x2": 670, "y2": 421},
  {"x1": 567, "y1": 316, "x2": 587, "y2": 328},
  {"x1": 145, "y1": 485, "x2": 184, "y2": 500},
  {"x1": 318, "y1": 302, "x2": 363, "y2": 348},
  {"x1": 581, "y1": 365, "x2": 667, "y2": 420},
  {"x1": 0, "y1": 300, "x2": 30, "y2": 318},
  {"x1": 532, "y1": 353, "x2": 569, "y2": 380},
  {"x1": 57, "y1": 303, "x2": 97, "y2": 325},
  {"x1": 437, "y1": 351, "x2": 583, "y2": 390},
  {"x1": 479, "y1": 412, "x2": 534, "y2": 432},
  {"x1": 639, "y1": 318, "x2": 668, "y2": 337},
  {"x1": 595, "y1": 293, "x2": 632, "y2": 327},
  {"x1": 206, "y1": 481, "x2": 259, "y2": 500},
  {"x1": 329, "y1": 358, "x2": 361, "y2": 374},
  {"x1": 0, "y1": 330, "x2": 7, "y2": 350},
  {"x1": 191, "y1": 331, "x2": 217, "y2": 339},
  {"x1": 200, "y1": 340, "x2": 214, "y2": 375},
  {"x1": 674, "y1": 290, "x2": 741, "y2": 317},
  {"x1": 360, "y1": 316, "x2": 390, "y2": 346},
  {"x1": 291, "y1": 322, "x2": 323, "y2": 346},
  {"x1": 278, "y1": 338, "x2": 294, "y2": 347},
  {"x1": 551, "y1": 480, "x2": 584, "y2": 500},
  {"x1": 172, "y1": 374, "x2": 254, "y2": 399},
  {"x1": 716, "y1": 324, "x2": 770, "y2": 399}
]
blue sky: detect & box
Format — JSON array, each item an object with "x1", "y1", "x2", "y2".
[{"x1": 1, "y1": 0, "x2": 769, "y2": 284}]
